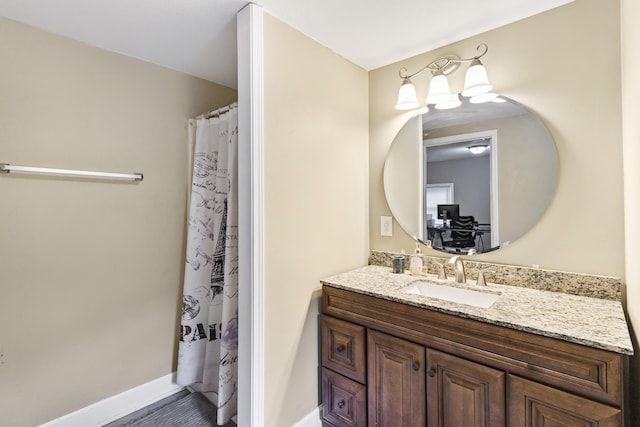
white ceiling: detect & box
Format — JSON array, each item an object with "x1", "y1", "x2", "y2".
[{"x1": 0, "y1": 0, "x2": 574, "y2": 89}]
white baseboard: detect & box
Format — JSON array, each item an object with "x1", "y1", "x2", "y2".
[
  {"x1": 38, "y1": 372, "x2": 185, "y2": 427},
  {"x1": 293, "y1": 405, "x2": 322, "y2": 427}
]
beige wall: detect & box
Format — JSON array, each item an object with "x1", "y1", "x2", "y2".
[
  {"x1": 263, "y1": 14, "x2": 369, "y2": 427},
  {"x1": 621, "y1": 0, "x2": 640, "y2": 417},
  {"x1": 0, "y1": 18, "x2": 236, "y2": 427},
  {"x1": 370, "y1": 0, "x2": 623, "y2": 277}
]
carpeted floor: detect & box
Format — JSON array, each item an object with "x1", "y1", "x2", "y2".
[{"x1": 105, "y1": 391, "x2": 235, "y2": 427}]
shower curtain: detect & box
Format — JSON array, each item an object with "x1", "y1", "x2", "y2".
[{"x1": 177, "y1": 103, "x2": 238, "y2": 425}]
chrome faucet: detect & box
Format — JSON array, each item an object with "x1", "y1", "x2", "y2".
[
  {"x1": 476, "y1": 268, "x2": 496, "y2": 286},
  {"x1": 448, "y1": 256, "x2": 467, "y2": 284},
  {"x1": 434, "y1": 261, "x2": 447, "y2": 280}
]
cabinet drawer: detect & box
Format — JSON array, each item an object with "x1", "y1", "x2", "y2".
[
  {"x1": 321, "y1": 368, "x2": 367, "y2": 427},
  {"x1": 322, "y1": 315, "x2": 366, "y2": 383},
  {"x1": 508, "y1": 375, "x2": 621, "y2": 426}
]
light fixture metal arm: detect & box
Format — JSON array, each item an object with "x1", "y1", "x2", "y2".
[
  {"x1": 464, "y1": 43, "x2": 488, "y2": 62},
  {"x1": 398, "y1": 43, "x2": 489, "y2": 80},
  {"x1": 398, "y1": 55, "x2": 459, "y2": 80}
]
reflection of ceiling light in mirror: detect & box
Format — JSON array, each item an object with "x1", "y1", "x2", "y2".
[
  {"x1": 491, "y1": 97, "x2": 507, "y2": 103},
  {"x1": 468, "y1": 145, "x2": 489, "y2": 154},
  {"x1": 395, "y1": 78, "x2": 419, "y2": 110},
  {"x1": 469, "y1": 92, "x2": 498, "y2": 103},
  {"x1": 435, "y1": 93, "x2": 461, "y2": 110},
  {"x1": 417, "y1": 106, "x2": 430, "y2": 115}
]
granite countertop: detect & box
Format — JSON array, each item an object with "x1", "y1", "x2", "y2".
[{"x1": 321, "y1": 265, "x2": 633, "y2": 355}]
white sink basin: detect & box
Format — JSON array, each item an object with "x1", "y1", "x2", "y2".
[{"x1": 402, "y1": 281, "x2": 500, "y2": 309}]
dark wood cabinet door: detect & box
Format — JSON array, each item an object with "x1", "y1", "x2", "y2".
[
  {"x1": 367, "y1": 329, "x2": 426, "y2": 427},
  {"x1": 508, "y1": 375, "x2": 621, "y2": 427},
  {"x1": 426, "y1": 348, "x2": 505, "y2": 427}
]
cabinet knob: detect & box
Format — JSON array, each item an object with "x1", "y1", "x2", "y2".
[
  {"x1": 337, "y1": 400, "x2": 345, "y2": 409},
  {"x1": 412, "y1": 362, "x2": 420, "y2": 371},
  {"x1": 336, "y1": 344, "x2": 345, "y2": 353},
  {"x1": 427, "y1": 368, "x2": 436, "y2": 378}
]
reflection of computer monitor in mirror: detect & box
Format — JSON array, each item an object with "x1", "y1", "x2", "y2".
[{"x1": 437, "y1": 204, "x2": 459, "y2": 222}]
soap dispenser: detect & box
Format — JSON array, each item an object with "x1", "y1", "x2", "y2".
[{"x1": 409, "y1": 243, "x2": 423, "y2": 275}]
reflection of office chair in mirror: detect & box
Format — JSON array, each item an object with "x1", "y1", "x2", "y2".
[{"x1": 442, "y1": 215, "x2": 477, "y2": 250}]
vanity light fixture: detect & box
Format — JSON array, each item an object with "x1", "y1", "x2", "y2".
[
  {"x1": 394, "y1": 43, "x2": 493, "y2": 110},
  {"x1": 395, "y1": 77, "x2": 421, "y2": 110},
  {"x1": 425, "y1": 71, "x2": 452, "y2": 105},
  {"x1": 468, "y1": 145, "x2": 489, "y2": 155}
]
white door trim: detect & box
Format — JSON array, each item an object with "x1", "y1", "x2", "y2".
[{"x1": 237, "y1": 4, "x2": 265, "y2": 426}]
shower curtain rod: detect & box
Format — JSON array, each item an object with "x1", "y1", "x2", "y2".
[
  {"x1": 199, "y1": 101, "x2": 238, "y2": 119},
  {"x1": 0, "y1": 163, "x2": 143, "y2": 181}
]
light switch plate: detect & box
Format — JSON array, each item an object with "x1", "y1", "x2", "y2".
[{"x1": 381, "y1": 216, "x2": 393, "y2": 237}]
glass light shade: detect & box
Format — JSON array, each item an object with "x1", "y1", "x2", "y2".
[
  {"x1": 435, "y1": 93, "x2": 461, "y2": 110},
  {"x1": 425, "y1": 73, "x2": 451, "y2": 104},
  {"x1": 469, "y1": 92, "x2": 498, "y2": 104},
  {"x1": 468, "y1": 145, "x2": 489, "y2": 154},
  {"x1": 462, "y1": 60, "x2": 492, "y2": 97},
  {"x1": 395, "y1": 78, "x2": 419, "y2": 110}
]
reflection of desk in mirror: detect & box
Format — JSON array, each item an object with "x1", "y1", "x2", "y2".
[{"x1": 428, "y1": 224, "x2": 491, "y2": 252}]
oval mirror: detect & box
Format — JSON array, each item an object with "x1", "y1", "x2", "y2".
[{"x1": 383, "y1": 96, "x2": 558, "y2": 254}]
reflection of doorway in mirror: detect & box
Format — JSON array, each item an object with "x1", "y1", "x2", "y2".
[{"x1": 423, "y1": 130, "x2": 499, "y2": 250}]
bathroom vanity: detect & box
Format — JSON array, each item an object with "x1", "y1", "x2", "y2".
[{"x1": 319, "y1": 264, "x2": 633, "y2": 427}]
